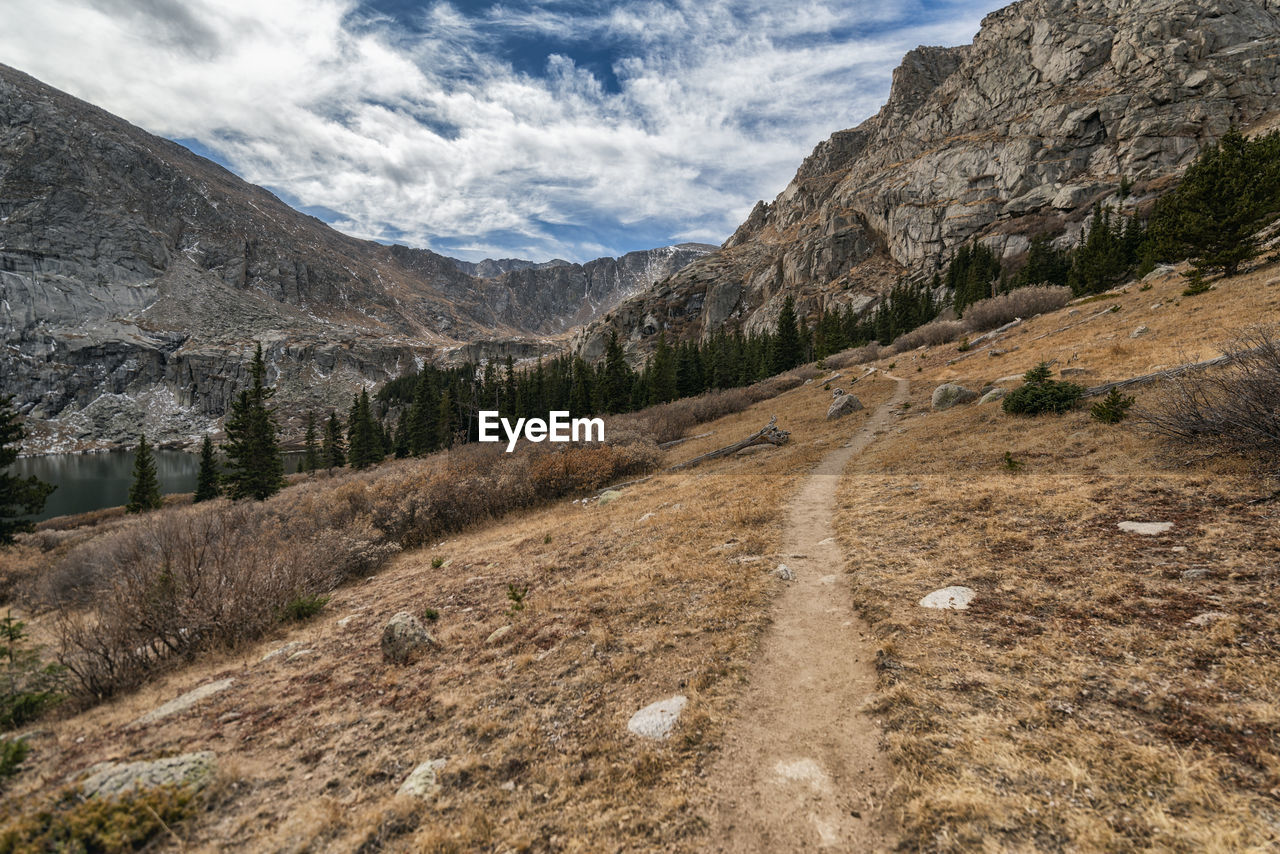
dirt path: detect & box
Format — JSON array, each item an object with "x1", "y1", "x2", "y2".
[{"x1": 703, "y1": 374, "x2": 908, "y2": 852}]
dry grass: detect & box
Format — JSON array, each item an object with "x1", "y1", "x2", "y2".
[
  {"x1": 2, "y1": 371, "x2": 893, "y2": 852},
  {"x1": 833, "y1": 260, "x2": 1280, "y2": 850}
]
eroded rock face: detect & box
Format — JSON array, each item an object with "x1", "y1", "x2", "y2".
[{"x1": 580, "y1": 0, "x2": 1280, "y2": 356}]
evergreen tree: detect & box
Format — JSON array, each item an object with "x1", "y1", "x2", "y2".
[
  {"x1": 436, "y1": 387, "x2": 458, "y2": 448},
  {"x1": 222, "y1": 342, "x2": 285, "y2": 500},
  {"x1": 393, "y1": 411, "x2": 410, "y2": 458},
  {"x1": 347, "y1": 390, "x2": 382, "y2": 469},
  {"x1": 301, "y1": 411, "x2": 321, "y2": 474},
  {"x1": 771, "y1": 295, "x2": 804, "y2": 374},
  {"x1": 601, "y1": 331, "x2": 633, "y2": 414},
  {"x1": 649, "y1": 332, "x2": 678, "y2": 404},
  {"x1": 1147, "y1": 128, "x2": 1280, "y2": 277},
  {"x1": 1015, "y1": 234, "x2": 1071, "y2": 288},
  {"x1": 126, "y1": 434, "x2": 163, "y2": 513},
  {"x1": 0, "y1": 396, "x2": 54, "y2": 545},
  {"x1": 193, "y1": 435, "x2": 221, "y2": 503},
  {"x1": 323, "y1": 411, "x2": 346, "y2": 469},
  {"x1": 406, "y1": 370, "x2": 438, "y2": 455}
]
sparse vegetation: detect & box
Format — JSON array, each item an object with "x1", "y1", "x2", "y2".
[
  {"x1": 430, "y1": 556, "x2": 444, "y2": 569},
  {"x1": 1002, "y1": 451, "x2": 1023, "y2": 471},
  {"x1": 1141, "y1": 326, "x2": 1280, "y2": 472},
  {"x1": 960, "y1": 286, "x2": 1072, "y2": 333},
  {"x1": 0, "y1": 784, "x2": 198, "y2": 853},
  {"x1": 505, "y1": 584, "x2": 528, "y2": 615},
  {"x1": 0, "y1": 739, "x2": 27, "y2": 785},
  {"x1": 1, "y1": 613, "x2": 62, "y2": 731}
]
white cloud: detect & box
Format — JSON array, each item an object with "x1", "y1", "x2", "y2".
[{"x1": 0, "y1": 0, "x2": 1001, "y2": 261}]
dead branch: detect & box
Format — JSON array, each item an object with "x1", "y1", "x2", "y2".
[
  {"x1": 667, "y1": 416, "x2": 791, "y2": 471},
  {"x1": 1081, "y1": 354, "x2": 1235, "y2": 398},
  {"x1": 658, "y1": 431, "x2": 713, "y2": 450}
]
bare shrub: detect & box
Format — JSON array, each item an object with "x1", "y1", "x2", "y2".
[
  {"x1": 47, "y1": 439, "x2": 658, "y2": 701},
  {"x1": 824, "y1": 342, "x2": 882, "y2": 369},
  {"x1": 1139, "y1": 327, "x2": 1280, "y2": 473},
  {"x1": 961, "y1": 286, "x2": 1071, "y2": 333},
  {"x1": 892, "y1": 320, "x2": 965, "y2": 352}
]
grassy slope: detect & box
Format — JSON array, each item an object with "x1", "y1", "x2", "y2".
[
  {"x1": 3, "y1": 373, "x2": 896, "y2": 852},
  {"x1": 5, "y1": 260, "x2": 1280, "y2": 852},
  {"x1": 835, "y1": 261, "x2": 1280, "y2": 851}
]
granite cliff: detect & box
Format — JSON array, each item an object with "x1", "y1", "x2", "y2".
[
  {"x1": 578, "y1": 0, "x2": 1280, "y2": 359},
  {"x1": 0, "y1": 63, "x2": 710, "y2": 449}
]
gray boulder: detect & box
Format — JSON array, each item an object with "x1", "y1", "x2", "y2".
[
  {"x1": 826, "y1": 393, "x2": 865, "y2": 420},
  {"x1": 397, "y1": 759, "x2": 447, "y2": 797},
  {"x1": 932, "y1": 383, "x2": 977, "y2": 410},
  {"x1": 381, "y1": 612, "x2": 437, "y2": 664},
  {"x1": 80, "y1": 751, "x2": 217, "y2": 798}
]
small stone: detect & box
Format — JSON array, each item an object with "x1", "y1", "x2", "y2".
[
  {"x1": 627, "y1": 695, "x2": 687, "y2": 740},
  {"x1": 500, "y1": 780, "x2": 516, "y2": 792},
  {"x1": 486, "y1": 625, "x2": 512, "y2": 645},
  {"x1": 1189, "y1": 611, "x2": 1230, "y2": 627},
  {"x1": 336, "y1": 613, "x2": 362, "y2": 628},
  {"x1": 1118, "y1": 521, "x2": 1173, "y2": 535},
  {"x1": 133, "y1": 678, "x2": 235, "y2": 726},
  {"x1": 919, "y1": 586, "x2": 976, "y2": 610},
  {"x1": 286, "y1": 649, "x2": 315, "y2": 662},
  {"x1": 827, "y1": 393, "x2": 864, "y2": 420},
  {"x1": 774, "y1": 564, "x2": 794, "y2": 581},
  {"x1": 397, "y1": 759, "x2": 446, "y2": 797},
  {"x1": 597, "y1": 490, "x2": 623, "y2": 506},
  {"x1": 1130, "y1": 325, "x2": 1150, "y2": 338},
  {"x1": 80, "y1": 751, "x2": 217, "y2": 798},
  {"x1": 1180, "y1": 568, "x2": 1209, "y2": 581},
  {"x1": 218, "y1": 712, "x2": 242, "y2": 724},
  {"x1": 931, "y1": 383, "x2": 977, "y2": 410},
  {"x1": 381, "y1": 612, "x2": 437, "y2": 664}
]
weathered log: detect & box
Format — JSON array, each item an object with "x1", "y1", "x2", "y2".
[
  {"x1": 668, "y1": 416, "x2": 791, "y2": 471},
  {"x1": 1081, "y1": 354, "x2": 1234, "y2": 398},
  {"x1": 658, "y1": 431, "x2": 713, "y2": 450}
]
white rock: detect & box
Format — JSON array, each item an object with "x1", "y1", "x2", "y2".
[
  {"x1": 80, "y1": 751, "x2": 217, "y2": 798},
  {"x1": 1118, "y1": 521, "x2": 1173, "y2": 535},
  {"x1": 1189, "y1": 611, "x2": 1230, "y2": 627},
  {"x1": 627, "y1": 695, "x2": 687, "y2": 740},
  {"x1": 919, "y1": 586, "x2": 976, "y2": 610},
  {"x1": 134, "y1": 678, "x2": 234, "y2": 726},
  {"x1": 486, "y1": 625, "x2": 512, "y2": 645},
  {"x1": 774, "y1": 564, "x2": 794, "y2": 581},
  {"x1": 1130, "y1": 325, "x2": 1150, "y2": 338},
  {"x1": 261, "y1": 641, "x2": 304, "y2": 662},
  {"x1": 397, "y1": 759, "x2": 447, "y2": 797}
]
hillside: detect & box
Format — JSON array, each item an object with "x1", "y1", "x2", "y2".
[
  {"x1": 577, "y1": 0, "x2": 1280, "y2": 360},
  {"x1": 2, "y1": 257, "x2": 1277, "y2": 850},
  {"x1": 0, "y1": 62, "x2": 712, "y2": 449}
]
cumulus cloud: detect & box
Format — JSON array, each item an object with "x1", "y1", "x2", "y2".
[{"x1": 0, "y1": 0, "x2": 1002, "y2": 261}]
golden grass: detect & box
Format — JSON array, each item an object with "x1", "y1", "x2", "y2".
[
  {"x1": 834, "y1": 261, "x2": 1280, "y2": 850},
  {"x1": 2, "y1": 373, "x2": 894, "y2": 852}
]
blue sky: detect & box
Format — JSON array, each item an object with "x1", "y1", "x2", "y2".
[{"x1": 1, "y1": 0, "x2": 1005, "y2": 262}]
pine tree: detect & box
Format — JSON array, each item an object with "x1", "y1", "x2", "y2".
[
  {"x1": 407, "y1": 370, "x2": 437, "y2": 455},
  {"x1": 436, "y1": 387, "x2": 458, "y2": 449},
  {"x1": 0, "y1": 396, "x2": 54, "y2": 545},
  {"x1": 601, "y1": 331, "x2": 632, "y2": 414},
  {"x1": 193, "y1": 435, "x2": 221, "y2": 503},
  {"x1": 771, "y1": 295, "x2": 804, "y2": 374},
  {"x1": 347, "y1": 390, "x2": 382, "y2": 469},
  {"x1": 323, "y1": 411, "x2": 346, "y2": 469},
  {"x1": 649, "y1": 332, "x2": 677, "y2": 404},
  {"x1": 301, "y1": 411, "x2": 321, "y2": 474},
  {"x1": 222, "y1": 342, "x2": 285, "y2": 500},
  {"x1": 126, "y1": 434, "x2": 163, "y2": 513}
]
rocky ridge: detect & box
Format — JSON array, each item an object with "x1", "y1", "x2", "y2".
[
  {"x1": 577, "y1": 0, "x2": 1280, "y2": 359},
  {"x1": 0, "y1": 63, "x2": 711, "y2": 449}
]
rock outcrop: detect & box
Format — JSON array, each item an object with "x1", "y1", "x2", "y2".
[
  {"x1": 578, "y1": 0, "x2": 1280, "y2": 358},
  {"x1": 0, "y1": 63, "x2": 711, "y2": 448}
]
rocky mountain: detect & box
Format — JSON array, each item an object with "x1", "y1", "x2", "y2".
[
  {"x1": 577, "y1": 0, "x2": 1280, "y2": 360},
  {"x1": 0, "y1": 63, "x2": 711, "y2": 450}
]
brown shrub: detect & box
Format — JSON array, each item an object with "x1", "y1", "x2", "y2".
[
  {"x1": 47, "y1": 440, "x2": 658, "y2": 701},
  {"x1": 1139, "y1": 326, "x2": 1280, "y2": 474},
  {"x1": 961, "y1": 286, "x2": 1071, "y2": 333},
  {"x1": 824, "y1": 342, "x2": 882, "y2": 369},
  {"x1": 892, "y1": 320, "x2": 965, "y2": 352}
]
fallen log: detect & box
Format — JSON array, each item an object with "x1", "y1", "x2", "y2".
[
  {"x1": 1081, "y1": 353, "x2": 1234, "y2": 398},
  {"x1": 668, "y1": 416, "x2": 791, "y2": 471},
  {"x1": 658, "y1": 431, "x2": 713, "y2": 450}
]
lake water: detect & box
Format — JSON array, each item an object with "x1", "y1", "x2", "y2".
[{"x1": 11, "y1": 450, "x2": 307, "y2": 521}]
